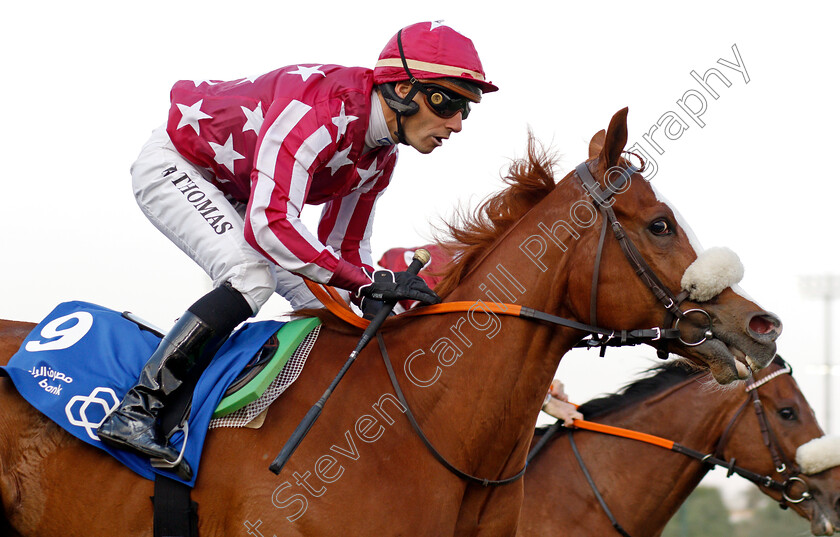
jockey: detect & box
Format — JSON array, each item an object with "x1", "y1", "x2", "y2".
[{"x1": 97, "y1": 21, "x2": 498, "y2": 474}]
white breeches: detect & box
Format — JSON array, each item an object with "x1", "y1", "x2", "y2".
[{"x1": 130, "y1": 126, "x2": 324, "y2": 314}]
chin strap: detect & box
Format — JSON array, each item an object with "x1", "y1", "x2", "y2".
[
  {"x1": 378, "y1": 83, "x2": 418, "y2": 145},
  {"x1": 377, "y1": 28, "x2": 427, "y2": 146}
]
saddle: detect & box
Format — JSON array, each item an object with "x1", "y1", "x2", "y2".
[{"x1": 214, "y1": 317, "x2": 320, "y2": 418}]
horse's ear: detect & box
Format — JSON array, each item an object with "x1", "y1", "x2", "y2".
[
  {"x1": 598, "y1": 107, "x2": 629, "y2": 168},
  {"x1": 588, "y1": 130, "x2": 606, "y2": 158}
]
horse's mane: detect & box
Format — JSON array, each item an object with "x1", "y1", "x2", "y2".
[
  {"x1": 433, "y1": 134, "x2": 558, "y2": 298},
  {"x1": 574, "y1": 360, "x2": 703, "y2": 420}
]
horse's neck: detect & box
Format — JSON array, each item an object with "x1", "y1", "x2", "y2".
[
  {"x1": 408, "y1": 199, "x2": 589, "y2": 474},
  {"x1": 585, "y1": 380, "x2": 746, "y2": 534}
]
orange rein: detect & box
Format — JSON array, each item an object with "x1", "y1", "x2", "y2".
[
  {"x1": 303, "y1": 279, "x2": 522, "y2": 329},
  {"x1": 304, "y1": 281, "x2": 674, "y2": 452},
  {"x1": 570, "y1": 419, "x2": 675, "y2": 450}
]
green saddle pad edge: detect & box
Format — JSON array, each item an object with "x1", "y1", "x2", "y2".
[{"x1": 213, "y1": 317, "x2": 321, "y2": 418}]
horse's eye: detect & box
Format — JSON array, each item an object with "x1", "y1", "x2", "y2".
[
  {"x1": 649, "y1": 219, "x2": 672, "y2": 236},
  {"x1": 778, "y1": 407, "x2": 797, "y2": 421}
]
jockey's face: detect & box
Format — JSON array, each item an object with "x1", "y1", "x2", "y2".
[{"x1": 394, "y1": 81, "x2": 464, "y2": 154}]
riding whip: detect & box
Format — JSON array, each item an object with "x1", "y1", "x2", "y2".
[{"x1": 269, "y1": 249, "x2": 431, "y2": 474}]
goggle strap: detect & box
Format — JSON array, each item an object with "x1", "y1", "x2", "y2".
[
  {"x1": 397, "y1": 29, "x2": 416, "y2": 82},
  {"x1": 396, "y1": 28, "x2": 468, "y2": 120}
]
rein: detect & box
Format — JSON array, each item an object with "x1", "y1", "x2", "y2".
[
  {"x1": 305, "y1": 280, "x2": 678, "y2": 352},
  {"x1": 526, "y1": 360, "x2": 811, "y2": 535}
]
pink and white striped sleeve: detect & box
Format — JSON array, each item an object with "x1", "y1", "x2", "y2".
[
  {"x1": 318, "y1": 165, "x2": 393, "y2": 274},
  {"x1": 244, "y1": 98, "x2": 370, "y2": 292}
]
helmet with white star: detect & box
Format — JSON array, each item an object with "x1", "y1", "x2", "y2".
[{"x1": 374, "y1": 21, "x2": 497, "y2": 143}]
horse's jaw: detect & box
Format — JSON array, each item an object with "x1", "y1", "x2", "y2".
[{"x1": 683, "y1": 338, "x2": 753, "y2": 384}]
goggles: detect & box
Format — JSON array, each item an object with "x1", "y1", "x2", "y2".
[{"x1": 415, "y1": 83, "x2": 471, "y2": 119}]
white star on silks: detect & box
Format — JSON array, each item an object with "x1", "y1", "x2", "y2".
[
  {"x1": 241, "y1": 102, "x2": 264, "y2": 134},
  {"x1": 232, "y1": 74, "x2": 261, "y2": 86},
  {"x1": 176, "y1": 100, "x2": 213, "y2": 135},
  {"x1": 326, "y1": 146, "x2": 353, "y2": 176},
  {"x1": 208, "y1": 134, "x2": 245, "y2": 174},
  {"x1": 353, "y1": 159, "x2": 382, "y2": 190},
  {"x1": 192, "y1": 79, "x2": 224, "y2": 86},
  {"x1": 429, "y1": 20, "x2": 448, "y2": 31},
  {"x1": 332, "y1": 102, "x2": 358, "y2": 142},
  {"x1": 289, "y1": 65, "x2": 326, "y2": 82}
]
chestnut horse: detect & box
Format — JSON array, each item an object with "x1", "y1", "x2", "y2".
[
  {"x1": 520, "y1": 357, "x2": 840, "y2": 536},
  {"x1": 0, "y1": 108, "x2": 782, "y2": 536}
]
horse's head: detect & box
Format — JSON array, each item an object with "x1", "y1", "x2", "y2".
[
  {"x1": 567, "y1": 107, "x2": 781, "y2": 384},
  {"x1": 722, "y1": 358, "x2": 840, "y2": 535}
]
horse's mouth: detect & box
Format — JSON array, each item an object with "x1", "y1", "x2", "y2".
[
  {"x1": 727, "y1": 345, "x2": 756, "y2": 379},
  {"x1": 674, "y1": 308, "x2": 781, "y2": 384},
  {"x1": 811, "y1": 514, "x2": 837, "y2": 536},
  {"x1": 685, "y1": 336, "x2": 776, "y2": 384},
  {"x1": 806, "y1": 497, "x2": 840, "y2": 536}
]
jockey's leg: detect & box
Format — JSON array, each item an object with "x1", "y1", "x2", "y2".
[
  {"x1": 97, "y1": 283, "x2": 251, "y2": 464},
  {"x1": 97, "y1": 126, "x2": 278, "y2": 474}
]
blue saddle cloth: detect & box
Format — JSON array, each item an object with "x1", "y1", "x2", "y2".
[{"x1": 0, "y1": 301, "x2": 283, "y2": 486}]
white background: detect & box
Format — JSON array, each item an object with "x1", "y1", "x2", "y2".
[{"x1": 2, "y1": 0, "x2": 838, "y2": 508}]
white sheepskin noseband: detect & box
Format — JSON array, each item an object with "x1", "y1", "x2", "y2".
[
  {"x1": 796, "y1": 436, "x2": 840, "y2": 475},
  {"x1": 680, "y1": 247, "x2": 745, "y2": 302}
]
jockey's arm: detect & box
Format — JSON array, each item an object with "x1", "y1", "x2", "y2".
[
  {"x1": 243, "y1": 99, "x2": 373, "y2": 293},
  {"x1": 318, "y1": 165, "x2": 393, "y2": 276}
]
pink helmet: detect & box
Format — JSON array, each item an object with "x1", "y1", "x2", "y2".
[{"x1": 373, "y1": 21, "x2": 498, "y2": 96}]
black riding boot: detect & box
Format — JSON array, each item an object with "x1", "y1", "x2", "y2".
[
  {"x1": 97, "y1": 283, "x2": 253, "y2": 469},
  {"x1": 96, "y1": 311, "x2": 218, "y2": 462}
]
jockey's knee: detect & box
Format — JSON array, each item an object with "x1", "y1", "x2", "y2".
[
  {"x1": 223, "y1": 261, "x2": 278, "y2": 315},
  {"x1": 273, "y1": 269, "x2": 328, "y2": 311}
]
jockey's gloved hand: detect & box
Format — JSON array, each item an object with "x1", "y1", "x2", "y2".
[
  {"x1": 359, "y1": 296, "x2": 387, "y2": 320},
  {"x1": 356, "y1": 270, "x2": 441, "y2": 306}
]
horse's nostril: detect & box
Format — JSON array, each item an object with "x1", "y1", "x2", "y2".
[{"x1": 748, "y1": 312, "x2": 782, "y2": 338}]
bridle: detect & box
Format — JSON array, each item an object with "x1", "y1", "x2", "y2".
[
  {"x1": 527, "y1": 359, "x2": 812, "y2": 536},
  {"x1": 574, "y1": 161, "x2": 713, "y2": 358},
  {"x1": 713, "y1": 358, "x2": 812, "y2": 506}
]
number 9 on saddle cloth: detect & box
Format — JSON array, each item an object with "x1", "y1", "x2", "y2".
[{"x1": 0, "y1": 300, "x2": 296, "y2": 486}]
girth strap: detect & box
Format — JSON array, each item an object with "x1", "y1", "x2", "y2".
[
  {"x1": 153, "y1": 474, "x2": 198, "y2": 537},
  {"x1": 376, "y1": 333, "x2": 527, "y2": 487}
]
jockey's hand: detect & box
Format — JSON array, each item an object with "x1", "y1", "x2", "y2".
[
  {"x1": 548, "y1": 379, "x2": 570, "y2": 402},
  {"x1": 356, "y1": 270, "x2": 441, "y2": 306},
  {"x1": 359, "y1": 297, "x2": 387, "y2": 320},
  {"x1": 543, "y1": 379, "x2": 583, "y2": 427}
]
